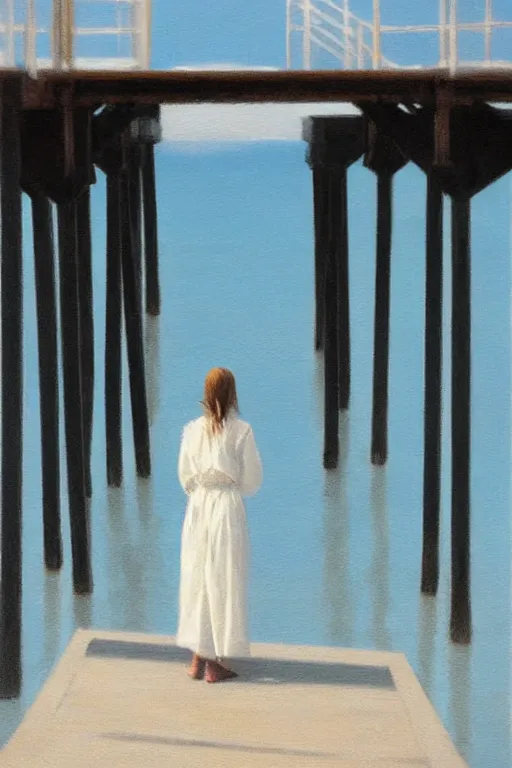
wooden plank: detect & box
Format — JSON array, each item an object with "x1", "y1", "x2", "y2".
[{"x1": 15, "y1": 68, "x2": 512, "y2": 109}]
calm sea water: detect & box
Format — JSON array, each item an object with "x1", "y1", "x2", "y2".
[{"x1": 0, "y1": 142, "x2": 510, "y2": 767}]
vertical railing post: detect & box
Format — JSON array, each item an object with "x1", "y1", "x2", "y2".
[
  {"x1": 343, "y1": 0, "x2": 351, "y2": 69},
  {"x1": 372, "y1": 0, "x2": 381, "y2": 69},
  {"x1": 303, "y1": 0, "x2": 312, "y2": 69},
  {"x1": 449, "y1": 0, "x2": 458, "y2": 72},
  {"x1": 439, "y1": 0, "x2": 448, "y2": 66}
]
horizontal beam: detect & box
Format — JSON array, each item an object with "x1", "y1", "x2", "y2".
[{"x1": 13, "y1": 68, "x2": 512, "y2": 109}]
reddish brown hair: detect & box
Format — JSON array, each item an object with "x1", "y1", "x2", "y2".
[{"x1": 202, "y1": 367, "x2": 239, "y2": 433}]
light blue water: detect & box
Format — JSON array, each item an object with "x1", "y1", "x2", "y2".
[{"x1": 0, "y1": 142, "x2": 510, "y2": 767}]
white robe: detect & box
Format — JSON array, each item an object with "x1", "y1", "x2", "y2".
[{"x1": 176, "y1": 412, "x2": 262, "y2": 660}]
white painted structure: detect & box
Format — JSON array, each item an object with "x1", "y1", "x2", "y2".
[
  {"x1": 0, "y1": 0, "x2": 151, "y2": 71},
  {"x1": 286, "y1": 1, "x2": 512, "y2": 71}
]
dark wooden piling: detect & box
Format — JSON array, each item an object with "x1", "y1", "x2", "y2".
[
  {"x1": 337, "y1": 166, "x2": 350, "y2": 411},
  {"x1": 450, "y1": 194, "x2": 471, "y2": 644},
  {"x1": 303, "y1": 116, "x2": 363, "y2": 470},
  {"x1": 363, "y1": 117, "x2": 407, "y2": 466},
  {"x1": 120, "y1": 157, "x2": 151, "y2": 478},
  {"x1": 91, "y1": 107, "x2": 129, "y2": 488},
  {"x1": 76, "y1": 187, "x2": 94, "y2": 498},
  {"x1": 105, "y1": 174, "x2": 124, "y2": 487},
  {"x1": 19, "y1": 103, "x2": 96, "y2": 605},
  {"x1": 92, "y1": 105, "x2": 158, "y2": 485},
  {"x1": 57, "y1": 200, "x2": 93, "y2": 595},
  {"x1": 370, "y1": 172, "x2": 392, "y2": 465},
  {"x1": 128, "y1": 145, "x2": 143, "y2": 299},
  {"x1": 32, "y1": 195, "x2": 62, "y2": 571},
  {"x1": 312, "y1": 165, "x2": 328, "y2": 351},
  {"x1": 141, "y1": 143, "x2": 161, "y2": 316},
  {"x1": 323, "y1": 167, "x2": 341, "y2": 469},
  {"x1": 421, "y1": 172, "x2": 443, "y2": 595},
  {"x1": 0, "y1": 74, "x2": 24, "y2": 700}
]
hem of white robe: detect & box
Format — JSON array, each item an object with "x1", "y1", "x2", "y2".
[{"x1": 176, "y1": 635, "x2": 251, "y2": 660}]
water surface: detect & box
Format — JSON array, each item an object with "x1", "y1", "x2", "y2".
[{"x1": 0, "y1": 143, "x2": 510, "y2": 768}]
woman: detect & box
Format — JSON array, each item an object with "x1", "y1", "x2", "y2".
[{"x1": 176, "y1": 367, "x2": 262, "y2": 683}]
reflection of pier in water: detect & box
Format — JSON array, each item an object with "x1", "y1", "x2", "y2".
[
  {"x1": 369, "y1": 467, "x2": 390, "y2": 651},
  {"x1": 322, "y1": 412, "x2": 352, "y2": 647}
]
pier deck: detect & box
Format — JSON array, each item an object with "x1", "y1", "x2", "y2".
[{"x1": 1, "y1": 629, "x2": 467, "y2": 767}]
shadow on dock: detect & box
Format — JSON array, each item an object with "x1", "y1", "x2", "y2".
[{"x1": 85, "y1": 637, "x2": 395, "y2": 689}]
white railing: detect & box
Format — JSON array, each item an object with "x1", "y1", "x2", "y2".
[
  {"x1": 286, "y1": 0, "x2": 512, "y2": 71},
  {"x1": 0, "y1": 0, "x2": 152, "y2": 71}
]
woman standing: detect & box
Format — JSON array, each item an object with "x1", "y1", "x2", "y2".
[{"x1": 176, "y1": 367, "x2": 262, "y2": 683}]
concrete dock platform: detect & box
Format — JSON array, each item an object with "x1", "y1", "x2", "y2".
[{"x1": 1, "y1": 629, "x2": 468, "y2": 767}]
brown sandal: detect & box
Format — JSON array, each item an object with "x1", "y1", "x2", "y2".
[
  {"x1": 187, "y1": 654, "x2": 206, "y2": 680},
  {"x1": 205, "y1": 659, "x2": 238, "y2": 684}
]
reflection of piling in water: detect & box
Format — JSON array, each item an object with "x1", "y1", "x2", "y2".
[
  {"x1": 448, "y1": 645, "x2": 472, "y2": 762},
  {"x1": 369, "y1": 467, "x2": 391, "y2": 650},
  {"x1": 43, "y1": 573, "x2": 61, "y2": 671},
  {"x1": 106, "y1": 487, "x2": 128, "y2": 622},
  {"x1": 417, "y1": 594, "x2": 438, "y2": 697},
  {"x1": 73, "y1": 595, "x2": 92, "y2": 631},
  {"x1": 322, "y1": 412, "x2": 352, "y2": 647},
  {"x1": 105, "y1": 484, "x2": 152, "y2": 630},
  {"x1": 145, "y1": 317, "x2": 161, "y2": 426}
]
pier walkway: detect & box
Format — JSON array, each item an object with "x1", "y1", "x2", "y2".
[{"x1": 1, "y1": 629, "x2": 467, "y2": 767}]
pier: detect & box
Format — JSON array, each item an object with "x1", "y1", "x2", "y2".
[
  {"x1": 0, "y1": 3, "x2": 510, "y2": 763},
  {"x1": 1, "y1": 629, "x2": 468, "y2": 767},
  {"x1": 3, "y1": 64, "x2": 512, "y2": 698}
]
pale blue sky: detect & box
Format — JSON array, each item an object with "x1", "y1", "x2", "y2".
[{"x1": 151, "y1": 0, "x2": 512, "y2": 69}]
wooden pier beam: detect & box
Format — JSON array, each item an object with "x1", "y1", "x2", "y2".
[
  {"x1": 32, "y1": 195, "x2": 63, "y2": 571},
  {"x1": 450, "y1": 193, "x2": 471, "y2": 644},
  {"x1": 421, "y1": 172, "x2": 443, "y2": 595},
  {"x1": 0, "y1": 74, "x2": 24, "y2": 700},
  {"x1": 363, "y1": 118, "x2": 407, "y2": 466}
]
